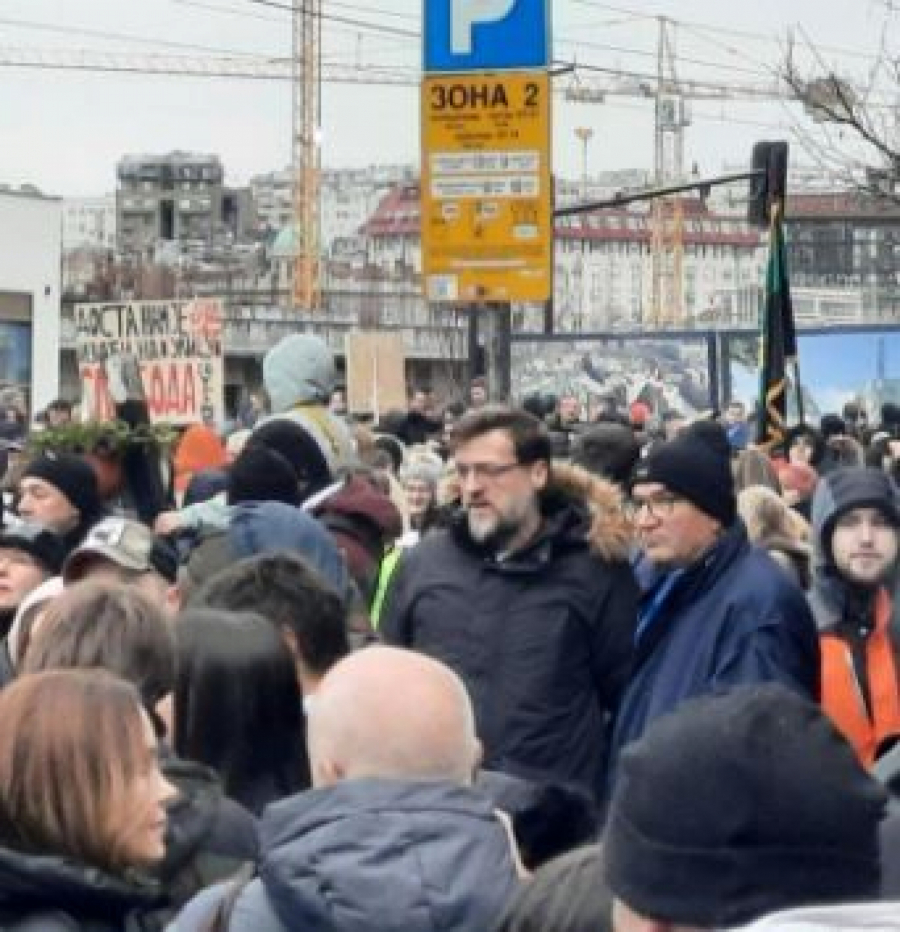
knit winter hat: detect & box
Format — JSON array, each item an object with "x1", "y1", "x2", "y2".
[
  {"x1": 632, "y1": 421, "x2": 736, "y2": 526},
  {"x1": 251, "y1": 418, "x2": 333, "y2": 496},
  {"x1": 22, "y1": 453, "x2": 101, "y2": 519},
  {"x1": 0, "y1": 523, "x2": 66, "y2": 575},
  {"x1": 227, "y1": 444, "x2": 302, "y2": 507},
  {"x1": 603, "y1": 685, "x2": 887, "y2": 930}
]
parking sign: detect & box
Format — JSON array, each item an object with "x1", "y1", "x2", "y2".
[{"x1": 423, "y1": 0, "x2": 551, "y2": 73}]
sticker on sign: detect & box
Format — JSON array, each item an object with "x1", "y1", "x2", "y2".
[
  {"x1": 431, "y1": 176, "x2": 540, "y2": 199},
  {"x1": 431, "y1": 151, "x2": 541, "y2": 174},
  {"x1": 428, "y1": 275, "x2": 460, "y2": 301}
]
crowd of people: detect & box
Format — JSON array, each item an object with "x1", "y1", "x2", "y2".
[{"x1": 0, "y1": 332, "x2": 897, "y2": 930}]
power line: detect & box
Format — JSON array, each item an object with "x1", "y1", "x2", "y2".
[
  {"x1": 566, "y1": 0, "x2": 893, "y2": 63},
  {"x1": 0, "y1": 13, "x2": 274, "y2": 58},
  {"x1": 236, "y1": 0, "x2": 419, "y2": 39}
]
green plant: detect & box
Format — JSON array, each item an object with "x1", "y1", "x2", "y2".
[{"x1": 27, "y1": 420, "x2": 179, "y2": 459}]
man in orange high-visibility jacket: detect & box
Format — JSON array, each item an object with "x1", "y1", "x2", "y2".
[{"x1": 809, "y1": 467, "x2": 900, "y2": 767}]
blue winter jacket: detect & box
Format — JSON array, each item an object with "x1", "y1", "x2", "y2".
[
  {"x1": 608, "y1": 521, "x2": 820, "y2": 782},
  {"x1": 167, "y1": 779, "x2": 521, "y2": 932}
]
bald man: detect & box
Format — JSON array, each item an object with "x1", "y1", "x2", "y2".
[
  {"x1": 172, "y1": 647, "x2": 521, "y2": 932},
  {"x1": 307, "y1": 645, "x2": 480, "y2": 787}
]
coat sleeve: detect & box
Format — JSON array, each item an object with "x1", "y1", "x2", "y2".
[
  {"x1": 378, "y1": 548, "x2": 417, "y2": 646},
  {"x1": 713, "y1": 603, "x2": 821, "y2": 700},
  {"x1": 588, "y1": 559, "x2": 639, "y2": 713}
]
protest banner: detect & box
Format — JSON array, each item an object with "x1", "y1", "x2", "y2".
[
  {"x1": 345, "y1": 331, "x2": 407, "y2": 418},
  {"x1": 74, "y1": 298, "x2": 225, "y2": 425}
]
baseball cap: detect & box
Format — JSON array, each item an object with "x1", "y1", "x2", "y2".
[{"x1": 64, "y1": 517, "x2": 178, "y2": 585}]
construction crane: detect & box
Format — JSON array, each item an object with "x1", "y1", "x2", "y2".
[
  {"x1": 292, "y1": 0, "x2": 322, "y2": 311},
  {"x1": 650, "y1": 17, "x2": 686, "y2": 329},
  {"x1": 0, "y1": 41, "x2": 797, "y2": 327}
]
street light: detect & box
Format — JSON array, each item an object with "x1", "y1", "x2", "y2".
[{"x1": 574, "y1": 127, "x2": 594, "y2": 201}]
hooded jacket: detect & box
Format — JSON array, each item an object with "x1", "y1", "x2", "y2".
[
  {"x1": 259, "y1": 335, "x2": 355, "y2": 476},
  {"x1": 168, "y1": 779, "x2": 521, "y2": 932},
  {"x1": 809, "y1": 468, "x2": 900, "y2": 766},
  {"x1": 312, "y1": 474, "x2": 403, "y2": 604},
  {"x1": 381, "y1": 464, "x2": 638, "y2": 798},
  {"x1": 0, "y1": 843, "x2": 163, "y2": 932},
  {"x1": 609, "y1": 520, "x2": 821, "y2": 781},
  {"x1": 182, "y1": 501, "x2": 348, "y2": 599}
]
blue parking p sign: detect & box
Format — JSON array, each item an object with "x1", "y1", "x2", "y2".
[{"x1": 424, "y1": 0, "x2": 550, "y2": 72}]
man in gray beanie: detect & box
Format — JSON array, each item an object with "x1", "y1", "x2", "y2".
[
  {"x1": 608, "y1": 422, "x2": 820, "y2": 783},
  {"x1": 604, "y1": 684, "x2": 887, "y2": 931}
]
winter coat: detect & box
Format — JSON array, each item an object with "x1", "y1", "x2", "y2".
[
  {"x1": 609, "y1": 521, "x2": 820, "y2": 779},
  {"x1": 152, "y1": 757, "x2": 258, "y2": 924},
  {"x1": 381, "y1": 464, "x2": 638, "y2": 798},
  {"x1": 809, "y1": 468, "x2": 900, "y2": 766},
  {"x1": 167, "y1": 779, "x2": 521, "y2": 932},
  {"x1": 0, "y1": 843, "x2": 164, "y2": 932}
]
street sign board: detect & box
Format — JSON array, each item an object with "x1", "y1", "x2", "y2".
[
  {"x1": 423, "y1": 0, "x2": 550, "y2": 73},
  {"x1": 422, "y1": 71, "x2": 552, "y2": 304}
]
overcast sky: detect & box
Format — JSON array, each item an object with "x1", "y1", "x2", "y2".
[{"x1": 0, "y1": 0, "x2": 893, "y2": 196}]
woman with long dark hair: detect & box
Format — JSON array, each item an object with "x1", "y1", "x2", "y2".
[
  {"x1": 174, "y1": 609, "x2": 308, "y2": 815},
  {"x1": 0, "y1": 669, "x2": 174, "y2": 930}
]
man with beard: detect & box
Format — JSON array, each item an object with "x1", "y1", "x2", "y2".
[{"x1": 381, "y1": 406, "x2": 637, "y2": 799}]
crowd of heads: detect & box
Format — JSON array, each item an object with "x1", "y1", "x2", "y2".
[{"x1": 0, "y1": 335, "x2": 895, "y2": 931}]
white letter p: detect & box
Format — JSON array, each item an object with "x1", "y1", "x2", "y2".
[{"x1": 451, "y1": 0, "x2": 517, "y2": 55}]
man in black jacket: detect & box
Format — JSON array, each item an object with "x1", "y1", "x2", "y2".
[{"x1": 381, "y1": 406, "x2": 638, "y2": 798}]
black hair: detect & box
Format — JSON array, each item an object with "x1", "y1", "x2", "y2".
[
  {"x1": 191, "y1": 552, "x2": 349, "y2": 676},
  {"x1": 173, "y1": 609, "x2": 308, "y2": 814},
  {"x1": 572, "y1": 424, "x2": 640, "y2": 488},
  {"x1": 451, "y1": 405, "x2": 552, "y2": 467},
  {"x1": 495, "y1": 846, "x2": 613, "y2": 932},
  {"x1": 784, "y1": 423, "x2": 826, "y2": 468}
]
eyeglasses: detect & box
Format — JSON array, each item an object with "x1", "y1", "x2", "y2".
[
  {"x1": 455, "y1": 461, "x2": 521, "y2": 483},
  {"x1": 625, "y1": 494, "x2": 684, "y2": 521}
]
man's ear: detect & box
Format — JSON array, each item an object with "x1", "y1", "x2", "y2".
[{"x1": 312, "y1": 755, "x2": 344, "y2": 789}]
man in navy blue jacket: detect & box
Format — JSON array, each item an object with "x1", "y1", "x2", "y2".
[{"x1": 608, "y1": 422, "x2": 820, "y2": 784}]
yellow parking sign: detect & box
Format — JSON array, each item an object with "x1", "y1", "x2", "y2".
[{"x1": 421, "y1": 71, "x2": 552, "y2": 304}]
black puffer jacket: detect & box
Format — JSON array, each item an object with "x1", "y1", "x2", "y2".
[
  {"x1": 0, "y1": 843, "x2": 163, "y2": 931},
  {"x1": 381, "y1": 464, "x2": 638, "y2": 798},
  {"x1": 149, "y1": 756, "x2": 258, "y2": 928}
]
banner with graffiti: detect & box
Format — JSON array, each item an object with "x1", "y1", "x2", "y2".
[{"x1": 74, "y1": 298, "x2": 225, "y2": 425}]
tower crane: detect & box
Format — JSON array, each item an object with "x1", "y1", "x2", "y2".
[
  {"x1": 292, "y1": 0, "x2": 322, "y2": 311},
  {"x1": 0, "y1": 38, "x2": 798, "y2": 329}
]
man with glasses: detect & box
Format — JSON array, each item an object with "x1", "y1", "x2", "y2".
[
  {"x1": 608, "y1": 421, "x2": 819, "y2": 780},
  {"x1": 381, "y1": 406, "x2": 638, "y2": 799}
]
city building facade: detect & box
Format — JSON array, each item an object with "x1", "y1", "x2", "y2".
[{"x1": 0, "y1": 188, "x2": 62, "y2": 412}]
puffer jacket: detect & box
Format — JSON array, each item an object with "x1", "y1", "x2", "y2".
[
  {"x1": 168, "y1": 779, "x2": 521, "y2": 932},
  {"x1": 381, "y1": 464, "x2": 638, "y2": 798},
  {"x1": 0, "y1": 843, "x2": 163, "y2": 932},
  {"x1": 152, "y1": 757, "x2": 258, "y2": 925}
]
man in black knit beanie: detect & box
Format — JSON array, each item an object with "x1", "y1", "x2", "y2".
[{"x1": 608, "y1": 421, "x2": 820, "y2": 783}]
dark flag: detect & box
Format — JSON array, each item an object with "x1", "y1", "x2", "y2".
[{"x1": 756, "y1": 204, "x2": 798, "y2": 449}]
